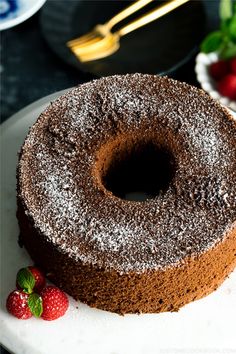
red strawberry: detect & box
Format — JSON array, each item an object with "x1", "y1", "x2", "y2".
[
  {"x1": 40, "y1": 286, "x2": 68, "y2": 321},
  {"x1": 16, "y1": 266, "x2": 46, "y2": 293},
  {"x1": 229, "y1": 57, "x2": 236, "y2": 74},
  {"x1": 218, "y1": 74, "x2": 236, "y2": 100},
  {"x1": 28, "y1": 266, "x2": 46, "y2": 293},
  {"x1": 6, "y1": 290, "x2": 32, "y2": 319},
  {"x1": 209, "y1": 60, "x2": 229, "y2": 80}
]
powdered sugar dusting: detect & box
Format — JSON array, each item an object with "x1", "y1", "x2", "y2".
[{"x1": 18, "y1": 74, "x2": 236, "y2": 273}]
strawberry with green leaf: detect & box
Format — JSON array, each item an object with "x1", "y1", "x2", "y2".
[
  {"x1": 6, "y1": 290, "x2": 33, "y2": 320},
  {"x1": 16, "y1": 266, "x2": 46, "y2": 293},
  {"x1": 8, "y1": 266, "x2": 44, "y2": 319},
  {"x1": 7, "y1": 265, "x2": 69, "y2": 320},
  {"x1": 201, "y1": 0, "x2": 236, "y2": 59},
  {"x1": 201, "y1": 0, "x2": 236, "y2": 100}
]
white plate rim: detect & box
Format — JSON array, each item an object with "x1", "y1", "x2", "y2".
[{"x1": 0, "y1": 0, "x2": 47, "y2": 31}]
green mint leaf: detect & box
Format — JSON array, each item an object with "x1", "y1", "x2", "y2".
[
  {"x1": 219, "y1": 0, "x2": 232, "y2": 21},
  {"x1": 201, "y1": 31, "x2": 223, "y2": 53},
  {"x1": 16, "y1": 268, "x2": 35, "y2": 294},
  {"x1": 229, "y1": 15, "x2": 236, "y2": 40},
  {"x1": 221, "y1": 18, "x2": 231, "y2": 34},
  {"x1": 234, "y1": 2, "x2": 236, "y2": 14},
  {"x1": 28, "y1": 293, "x2": 43, "y2": 318},
  {"x1": 220, "y1": 42, "x2": 236, "y2": 59}
]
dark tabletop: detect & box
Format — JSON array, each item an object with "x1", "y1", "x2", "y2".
[
  {"x1": 1, "y1": 1, "x2": 219, "y2": 124},
  {"x1": 0, "y1": 1, "x2": 219, "y2": 353}
]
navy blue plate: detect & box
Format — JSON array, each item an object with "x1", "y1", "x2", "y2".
[{"x1": 40, "y1": 0, "x2": 206, "y2": 77}]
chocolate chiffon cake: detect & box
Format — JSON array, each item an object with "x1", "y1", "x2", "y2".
[{"x1": 17, "y1": 74, "x2": 236, "y2": 314}]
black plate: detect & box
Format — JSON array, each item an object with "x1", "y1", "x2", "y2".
[{"x1": 40, "y1": 0, "x2": 206, "y2": 77}]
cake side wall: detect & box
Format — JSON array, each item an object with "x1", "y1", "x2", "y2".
[{"x1": 17, "y1": 199, "x2": 236, "y2": 314}]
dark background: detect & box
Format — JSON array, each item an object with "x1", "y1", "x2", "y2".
[
  {"x1": 1, "y1": 1, "x2": 219, "y2": 353},
  {"x1": 1, "y1": 1, "x2": 219, "y2": 123}
]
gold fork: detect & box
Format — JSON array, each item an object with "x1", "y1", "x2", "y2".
[
  {"x1": 67, "y1": 0, "x2": 190, "y2": 62},
  {"x1": 67, "y1": 0, "x2": 154, "y2": 48}
]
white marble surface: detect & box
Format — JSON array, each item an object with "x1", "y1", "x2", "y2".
[{"x1": 0, "y1": 91, "x2": 236, "y2": 354}]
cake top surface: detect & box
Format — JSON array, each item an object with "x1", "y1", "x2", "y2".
[{"x1": 18, "y1": 74, "x2": 236, "y2": 273}]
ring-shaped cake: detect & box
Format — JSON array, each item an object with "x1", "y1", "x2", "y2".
[{"x1": 17, "y1": 74, "x2": 236, "y2": 314}]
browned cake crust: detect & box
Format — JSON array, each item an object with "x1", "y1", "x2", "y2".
[{"x1": 17, "y1": 74, "x2": 236, "y2": 314}]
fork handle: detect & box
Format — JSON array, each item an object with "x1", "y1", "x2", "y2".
[
  {"x1": 107, "y1": 0, "x2": 154, "y2": 29},
  {"x1": 117, "y1": 0, "x2": 190, "y2": 37}
]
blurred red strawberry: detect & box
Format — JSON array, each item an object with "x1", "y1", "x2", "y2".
[
  {"x1": 229, "y1": 57, "x2": 236, "y2": 75},
  {"x1": 218, "y1": 74, "x2": 236, "y2": 100},
  {"x1": 209, "y1": 60, "x2": 229, "y2": 80}
]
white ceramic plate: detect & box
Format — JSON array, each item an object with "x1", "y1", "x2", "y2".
[
  {"x1": 0, "y1": 0, "x2": 47, "y2": 31},
  {"x1": 1, "y1": 91, "x2": 236, "y2": 354},
  {"x1": 195, "y1": 52, "x2": 236, "y2": 112}
]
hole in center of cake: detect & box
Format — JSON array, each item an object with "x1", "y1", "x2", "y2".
[{"x1": 102, "y1": 140, "x2": 175, "y2": 202}]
